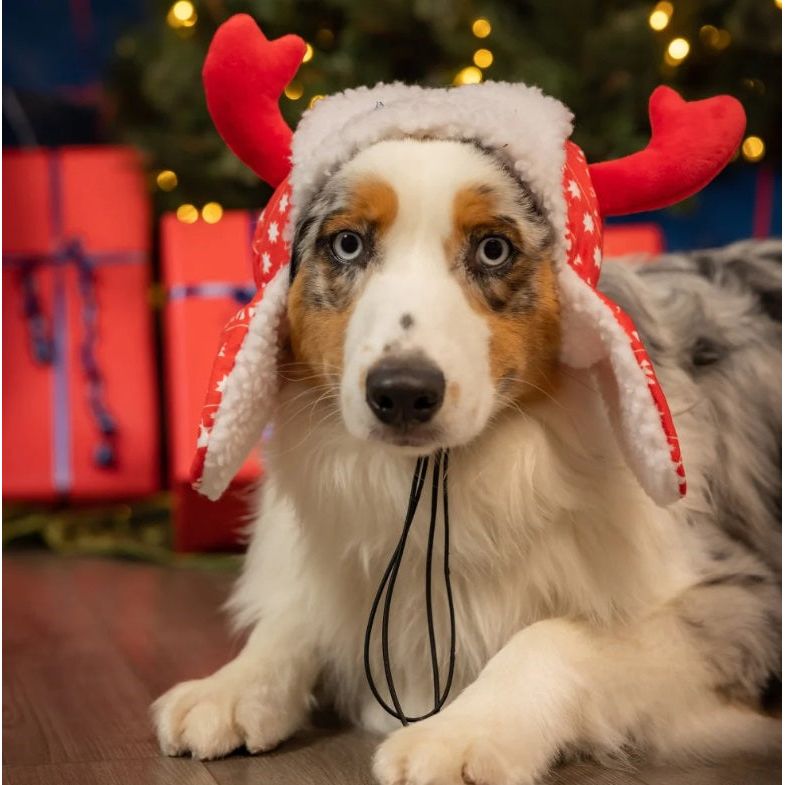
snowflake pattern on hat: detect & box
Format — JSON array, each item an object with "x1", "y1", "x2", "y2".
[
  {"x1": 563, "y1": 142, "x2": 685, "y2": 497},
  {"x1": 190, "y1": 182, "x2": 292, "y2": 485}
]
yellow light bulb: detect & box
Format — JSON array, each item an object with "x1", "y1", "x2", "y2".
[
  {"x1": 649, "y1": 10, "x2": 668, "y2": 30},
  {"x1": 309, "y1": 94, "x2": 325, "y2": 109},
  {"x1": 665, "y1": 37, "x2": 690, "y2": 65},
  {"x1": 453, "y1": 66, "x2": 483, "y2": 86},
  {"x1": 776, "y1": 0, "x2": 782, "y2": 9},
  {"x1": 473, "y1": 48, "x2": 493, "y2": 68},
  {"x1": 648, "y1": 1, "x2": 673, "y2": 31},
  {"x1": 741, "y1": 136, "x2": 765, "y2": 163},
  {"x1": 176, "y1": 204, "x2": 199, "y2": 224},
  {"x1": 302, "y1": 43, "x2": 314, "y2": 63},
  {"x1": 700, "y1": 25, "x2": 731, "y2": 50},
  {"x1": 699, "y1": 24, "x2": 719, "y2": 46},
  {"x1": 284, "y1": 81, "x2": 304, "y2": 100},
  {"x1": 471, "y1": 18, "x2": 492, "y2": 38},
  {"x1": 156, "y1": 170, "x2": 178, "y2": 192},
  {"x1": 714, "y1": 29, "x2": 731, "y2": 49},
  {"x1": 166, "y1": 0, "x2": 197, "y2": 28},
  {"x1": 201, "y1": 202, "x2": 223, "y2": 224},
  {"x1": 172, "y1": 0, "x2": 194, "y2": 20}
]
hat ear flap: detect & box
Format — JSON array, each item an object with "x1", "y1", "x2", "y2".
[
  {"x1": 190, "y1": 269, "x2": 289, "y2": 500},
  {"x1": 191, "y1": 180, "x2": 294, "y2": 501},
  {"x1": 590, "y1": 292, "x2": 686, "y2": 505}
]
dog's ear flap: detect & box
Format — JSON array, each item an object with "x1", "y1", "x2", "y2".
[{"x1": 191, "y1": 182, "x2": 293, "y2": 501}]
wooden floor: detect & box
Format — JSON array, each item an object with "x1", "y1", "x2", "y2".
[{"x1": 3, "y1": 551, "x2": 780, "y2": 785}]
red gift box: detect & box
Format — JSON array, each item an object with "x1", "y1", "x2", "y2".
[
  {"x1": 161, "y1": 210, "x2": 263, "y2": 552},
  {"x1": 603, "y1": 223, "x2": 665, "y2": 259},
  {"x1": 2, "y1": 147, "x2": 159, "y2": 500}
]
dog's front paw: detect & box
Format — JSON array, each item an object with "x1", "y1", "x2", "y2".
[
  {"x1": 152, "y1": 665, "x2": 309, "y2": 760},
  {"x1": 373, "y1": 714, "x2": 542, "y2": 785}
]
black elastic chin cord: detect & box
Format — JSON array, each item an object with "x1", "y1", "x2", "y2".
[{"x1": 363, "y1": 449, "x2": 456, "y2": 726}]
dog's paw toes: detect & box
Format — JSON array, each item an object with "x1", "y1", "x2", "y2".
[
  {"x1": 373, "y1": 720, "x2": 535, "y2": 785},
  {"x1": 180, "y1": 697, "x2": 242, "y2": 760},
  {"x1": 461, "y1": 738, "x2": 529, "y2": 785},
  {"x1": 152, "y1": 679, "x2": 201, "y2": 757},
  {"x1": 235, "y1": 688, "x2": 298, "y2": 753},
  {"x1": 152, "y1": 671, "x2": 304, "y2": 760}
]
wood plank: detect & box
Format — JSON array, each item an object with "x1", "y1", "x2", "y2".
[
  {"x1": 3, "y1": 555, "x2": 161, "y2": 765},
  {"x1": 65, "y1": 556, "x2": 240, "y2": 700},
  {"x1": 546, "y1": 760, "x2": 649, "y2": 784},
  {"x1": 4, "y1": 553, "x2": 780, "y2": 785},
  {"x1": 3, "y1": 758, "x2": 217, "y2": 785},
  {"x1": 631, "y1": 755, "x2": 781, "y2": 785},
  {"x1": 204, "y1": 726, "x2": 378, "y2": 785}
]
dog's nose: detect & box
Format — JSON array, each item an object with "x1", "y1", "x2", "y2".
[{"x1": 366, "y1": 356, "x2": 445, "y2": 427}]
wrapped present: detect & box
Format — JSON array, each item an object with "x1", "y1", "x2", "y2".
[
  {"x1": 161, "y1": 209, "x2": 262, "y2": 552},
  {"x1": 2, "y1": 147, "x2": 160, "y2": 500},
  {"x1": 603, "y1": 223, "x2": 665, "y2": 259}
]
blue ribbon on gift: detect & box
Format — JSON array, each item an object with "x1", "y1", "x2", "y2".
[
  {"x1": 167, "y1": 209, "x2": 258, "y2": 306},
  {"x1": 2, "y1": 152, "x2": 146, "y2": 494},
  {"x1": 167, "y1": 282, "x2": 256, "y2": 304}
]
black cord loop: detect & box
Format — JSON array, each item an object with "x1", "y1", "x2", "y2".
[{"x1": 363, "y1": 449, "x2": 456, "y2": 726}]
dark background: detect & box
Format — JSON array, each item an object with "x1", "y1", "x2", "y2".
[{"x1": 4, "y1": 0, "x2": 782, "y2": 247}]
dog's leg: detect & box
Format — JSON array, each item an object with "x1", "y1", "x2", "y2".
[
  {"x1": 373, "y1": 613, "x2": 779, "y2": 785},
  {"x1": 153, "y1": 488, "x2": 320, "y2": 760}
]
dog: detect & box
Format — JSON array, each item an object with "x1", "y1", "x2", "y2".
[{"x1": 153, "y1": 137, "x2": 781, "y2": 784}]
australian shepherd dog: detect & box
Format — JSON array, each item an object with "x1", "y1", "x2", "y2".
[{"x1": 154, "y1": 138, "x2": 781, "y2": 784}]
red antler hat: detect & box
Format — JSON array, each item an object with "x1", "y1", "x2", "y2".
[{"x1": 191, "y1": 14, "x2": 745, "y2": 506}]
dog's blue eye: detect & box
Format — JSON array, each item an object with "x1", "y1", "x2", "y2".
[
  {"x1": 476, "y1": 236, "x2": 511, "y2": 268},
  {"x1": 331, "y1": 231, "x2": 364, "y2": 263}
]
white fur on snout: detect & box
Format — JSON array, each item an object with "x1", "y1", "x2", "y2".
[
  {"x1": 341, "y1": 263, "x2": 493, "y2": 447},
  {"x1": 338, "y1": 140, "x2": 502, "y2": 449}
]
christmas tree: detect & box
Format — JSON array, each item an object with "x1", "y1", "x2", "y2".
[{"x1": 108, "y1": 0, "x2": 781, "y2": 219}]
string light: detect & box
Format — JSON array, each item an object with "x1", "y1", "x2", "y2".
[
  {"x1": 302, "y1": 43, "x2": 314, "y2": 63},
  {"x1": 156, "y1": 170, "x2": 178, "y2": 191},
  {"x1": 700, "y1": 25, "x2": 731, "y2": 50},
  {"x1": 471, "y1": 18, "x2": 492, "y2": 38},
  {"x1": 714, "y1": 29, "x2": 731, "y2": 49},
  {"x1": 473, "y1": 48, "x2": 493, "y2": 68},
  {"x1": 166, "y1": 0, "x2": 197, "y2": 29},
  {"x1": 309, "y1": 94, "x2": 325, "y2": 109},
  {"x1": 176, "y1": 204, "x2": 199, "y2": 224},
  {"x1": 664, "y1": 37, "x2": 690, "y2": 65},
  {"x1": 776, "y1": 0, "x2": 782, "y2": 9},
  {"x1": 201, "y1": 202, "x2": 223, "y2": 223},
  {"x1": 453, "y1": 66, "x2": 483, "y2": 85},
  {"x1": 648, "y1": 1, "x2": 673, "y2": 31},
  {"x1": 741, "y1": 136, "x2": 765, "y2": 163},
  {"x1": 284, "y1": 81, "x2": 304, "y2": 100}
]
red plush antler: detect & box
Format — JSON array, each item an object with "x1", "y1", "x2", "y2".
[
  {"x1": 589, "y1": 86, "x2": 746, "y2": 217},
  {"x1": 203, "y1": 14, "x2": 305, "y2": 187}
]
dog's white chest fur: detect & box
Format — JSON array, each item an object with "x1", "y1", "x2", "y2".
[{"x1": 231, "y1": 370, "x2": 692, "y2": 734}]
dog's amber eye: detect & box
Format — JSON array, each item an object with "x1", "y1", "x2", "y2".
[
  {"x1": 476, "y1": 236, "x2": 512, "y2": 268},
  {"x1": 331, "y1": 231, "x2": 364, "y2": 263}
]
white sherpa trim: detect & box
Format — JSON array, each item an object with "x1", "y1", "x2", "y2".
[
  {"x1": 288, "y1": 81, "x2": 574, "y2": 258},
  {"x1": 199, "y1": 267, "x2": 289, "y2": 501},
  {"x1": 559, "y1": 266, "x2": 680, "y2": 505}
]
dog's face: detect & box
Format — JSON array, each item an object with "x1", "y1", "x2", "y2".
[{"x1": 286, "y1": 138, "x2": 561, "y2": 453}]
